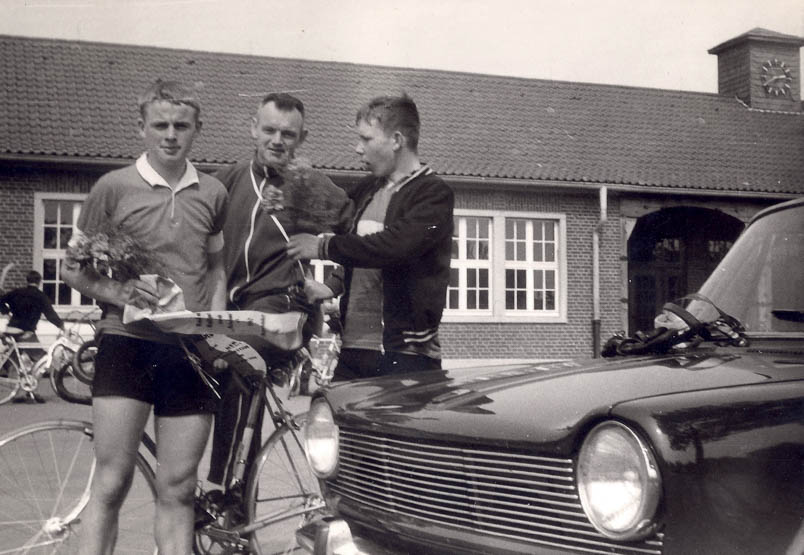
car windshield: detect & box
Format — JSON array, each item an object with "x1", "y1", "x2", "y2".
[{"x1": 688, "y1": 201, "x2": 804, "y2": 334}]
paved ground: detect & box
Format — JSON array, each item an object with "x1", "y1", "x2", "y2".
[{"x1": 1, "y1": 378, "x2": 316, "y2": 552}]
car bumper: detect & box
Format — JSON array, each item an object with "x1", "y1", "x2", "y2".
[{"x1": 296, "y1": 516, "x2": 397, "y2": 555}]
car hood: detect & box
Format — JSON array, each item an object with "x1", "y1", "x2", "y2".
[{"x1": 323, "y1": 347, "x2": 804, "y2": 454}]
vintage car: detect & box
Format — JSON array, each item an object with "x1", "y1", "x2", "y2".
[{"x1": 298, "y1": 198, "x2": 804, "y2": 555}]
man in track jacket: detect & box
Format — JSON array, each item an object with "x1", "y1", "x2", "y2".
[
  {"x1": 288, "y1": 94, "x2": 454, "y2": 378},
  {"x1": 208, "y1": 92, "x2": 352, "y2": 486}
]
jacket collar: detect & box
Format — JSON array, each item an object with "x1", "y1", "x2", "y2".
[{"x1": 250, "y1": 153, "x2": 281, "y2": 179}]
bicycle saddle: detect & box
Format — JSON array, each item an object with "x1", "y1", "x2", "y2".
[{"x1": 3, "y1": 326, "x2": 25, "y2": 337}]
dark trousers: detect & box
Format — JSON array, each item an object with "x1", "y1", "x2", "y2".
[{"x1": 207, "y1": 291, "x2": 315, "y2": 486}]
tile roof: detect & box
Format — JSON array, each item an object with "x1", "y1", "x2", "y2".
[{"x1": 1, "y1": 34, "x2": 803, "y2": 195}]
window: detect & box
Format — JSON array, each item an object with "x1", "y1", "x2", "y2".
[
  {"x1": 445, "y1": 210, "x2": 566, "y2": 323},
  {"x1": 33, "y1": 193, "x2": 87, "y2": 307},
  {"x1": 447, "y1": 216, "x2": 492, "y2": 312}
]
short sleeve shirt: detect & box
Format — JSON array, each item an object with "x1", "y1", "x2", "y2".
[{"x1": 76, "y1": 154, "x2": 228, "y2": 342}]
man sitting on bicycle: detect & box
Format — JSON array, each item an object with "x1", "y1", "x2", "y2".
[
  {"x1": 1, "y1": 270, "x2": 65, "y2": 345},
  {"x1": 1, "y1": 270, "x2": 65, "y2": 401},
  {"x1": 208, "y1": 92, "x2": 352, "y2": 494}
]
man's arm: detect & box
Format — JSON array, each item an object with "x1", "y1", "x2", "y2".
[
  {"x1": 61, "y1": 259, "x2": 159, "y2": 309},
  {"x1": 288, "y1": 180, "x2": 454, "y2": 269},
  {"x1": 40, "y1": 293, "x2": 65, "y2": 329},
  {"x1": 207, "y1": 248, "x2": 227, "y2": 311}
]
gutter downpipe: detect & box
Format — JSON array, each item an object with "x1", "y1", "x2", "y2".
[{"x1": 592, "y1": 186, "x2": 607, "y2": 357}]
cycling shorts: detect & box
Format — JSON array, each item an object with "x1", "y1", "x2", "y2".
[{"x1": 92, "y1": 334, "x2": 218, "y2": 417}]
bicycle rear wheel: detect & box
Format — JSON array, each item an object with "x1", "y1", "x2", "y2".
[
  {"x1": 0, "y1": 420, "x2": 157, "y2": 553},
  {"x1": 51, "y1": 362, "x2": 92, "y2": 405},
  {"x1": 0, "y1": 358, "x2": 22, "y2": 405},
  {"x1": 245, "y1": 413, "x2": 325, "y2": 555}
]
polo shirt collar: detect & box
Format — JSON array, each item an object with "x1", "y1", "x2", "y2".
[{"x1": 136, "y1": 153, "x2": 199, "y2": 193}]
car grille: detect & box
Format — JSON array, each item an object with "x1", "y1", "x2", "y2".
[{"x1": 326, "y1": 428, "x2": 663, "y2": 555}]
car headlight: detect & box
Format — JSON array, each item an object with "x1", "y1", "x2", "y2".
[
  {"x1": 577, "y1": 421, "x2": 661, "y2": 540},
  {"x1": 304, "y1": 398, "x2": 339, "y2": 478}
]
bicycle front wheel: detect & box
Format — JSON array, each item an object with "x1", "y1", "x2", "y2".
[
  {"x1": 0, "y1": 420, "x2": 157, "y2": 554},
  {"x1": 0, "y1": 357, "x2": 21, "y2": 405},
  {"x1": 51, "y1": 362, "x2": 92, "y2": 405},
  {"x1": 245, "y1": 413, "x2": 325, "y2": 555}
]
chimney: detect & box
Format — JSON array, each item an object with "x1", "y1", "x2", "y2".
[{"x1": 708, "y1": 27, "x2": 804, "y2": 112}]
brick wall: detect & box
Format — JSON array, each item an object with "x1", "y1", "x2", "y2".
[
  {"x1": 440, "y1": 186, "x2": 623, "y2": 360},
  {"x1": 0, "y1": 164, "x2": 99, "y2": 289}
]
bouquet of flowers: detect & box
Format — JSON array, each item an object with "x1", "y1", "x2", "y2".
[
  {"x1": 258, "y1": 156, "x2": 314, "y2": 215},
  {"x1": 66, "y1": 225, "x2": 164, "y2": 282}
]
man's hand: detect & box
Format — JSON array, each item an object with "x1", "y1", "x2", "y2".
[
  {"x1": 118, "y1": 279, "x2": 160, "y2": 309},
  {"x1": 304, "y1": 279, "x2": 335, "y2": 303},
  {"x1": 287, "y1": 233, "x2": 321, "y2": 261}
]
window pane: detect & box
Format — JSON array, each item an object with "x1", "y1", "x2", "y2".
[
  {"x1": 58, "y1": 283, "x2": 71, "y2": 304},
  {"x1": 43, "y1": 283, "x2": 56, "y2": 304},
  {"x1": 533, "y1": 222, "x2": 543, "y2": 241},
  {"x1": 546, "y1": 270, "x2": 555, "y2": 289},
  {"x1": 534, "y1": 290, "x2": 544, "y2": 310},
  {"x1": 44, "y1": 227, "x2": 57, "y2": 249},
  {"x1": 448, "y1": 289, "x2": 459, "y2": 309},
  {"x1": 449, "y1": 268, "x2": 459, "y2": 287},
  {"x1": 44, "y1": 200, "x2": 58, "y2": 224},
  {"x1": 81, "y1": 294, "x2": 95, "y2": 306},
  {"x1": 478, "y1": 220, "x2": 488, "y2": 239},
  {"x1": 546, "y1": 291, "x2": 556, "y2": 310},
  {"x1": 516, "y1": 290, "x2": 526, "y2": 310},
  {"x1": 534, "y1": 270, "x2": 543, "y2": 289},
  {"x1": 479, "y1": 290, "x2": 488, "y2": 309},
  {"x1": 545, "y1": 243, "x2": 555, "y2": 262},
  {"x1": 59, "y1": 202, "x2": 75, "y2": 225},
  {"x1": 516, "y1": 242, "x2": 525, "y2": 260},
  {"x1": 452, "y1": 238, "x2": 459, "y2": 258},
  {"x1": 505, "y1": 290, "x2": 514, "y2": 309},
  {"x1": 467, "y1": 241, "x2": 476, "y2": 259},
  {"x1": 468, "y1": 270, "x2": 476, "y2": 288},
  {"x1": 505, "y1": 269, "x2": 514, "y2": 288},
  {"x1": 545, "y1": 222, "x2": 555, "y2": 241},
  {"x1": 478, "y1": 240, "x2": 489, "y2": 260},
  {"x1": 43, "y1": 259, "x2": 57, "y2": 280},
  {"x1": 479, "y1": 269, "x2": 488, "y2": 288},
  {"x1": 59, "y1": 226, "x2": 73, "y2": 249}
]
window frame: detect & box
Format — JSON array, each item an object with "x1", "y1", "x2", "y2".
[
  {"x1": 33, "y1": 192, "x2": 88, "y2": 312},
  {"x1": 443, "y1": 208, "x2": 567, "y2": 324}
]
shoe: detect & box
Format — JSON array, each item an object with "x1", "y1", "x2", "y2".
[
  {"x1": 33, "y1": 393, "x2": 46, "y2": 404},
  {"x1": 12, "y1": 396, "x2": 28, "y2": 404}
]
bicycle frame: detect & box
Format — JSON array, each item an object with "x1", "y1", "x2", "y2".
[
  {"x1": 31, "y1": 327, "x2": 83, "y2": 378},
  {"x1": 194, "y1": 368, "x2": 325, "y2": 552}
]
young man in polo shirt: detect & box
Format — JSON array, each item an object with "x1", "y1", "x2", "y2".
[
  {"x1": 287, "y1": 94, "x2": 454, "y2": 378},
  {"x1": 63, "y1": 80, "x2": 228, "y2": 554}
]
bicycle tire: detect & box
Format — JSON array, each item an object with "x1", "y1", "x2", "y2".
[
  {"x1": 71, "y1": 340, "x2": 97, "y2": 385},
  {"x1": 0, "y1": 357, "x2": 22, "y2": 405},
  {"x1": 51, "y1": 361, "x2": 92, "y2": 405},
  {"x1": 245, "y1": 413, "x2": 325, "y2": 555},
  {"x1": 0, "y1": 419, "x2": 157, "y2": 553}
]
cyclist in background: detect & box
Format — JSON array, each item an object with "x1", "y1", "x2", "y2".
[{"x1": 1, "y1": 270, "x2": 64, "y2": 344}]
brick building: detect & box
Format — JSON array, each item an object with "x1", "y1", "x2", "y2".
[{"x1": 1, "y1": 28, "x2": 802, "y2": 363}]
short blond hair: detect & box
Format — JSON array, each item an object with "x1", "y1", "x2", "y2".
[{"x1": 138, "y1": 79, "x2": 201, "y2": 122}]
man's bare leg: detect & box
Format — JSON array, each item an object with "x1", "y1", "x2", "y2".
[
  {"x1": 153, "y1": 411, "x2": 212, "y2": 554},
  {"x1": 79, "y1": 396, "x2": 152, "y2": 555}
]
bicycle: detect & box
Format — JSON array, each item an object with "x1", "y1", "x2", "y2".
[
  {"x1": 0, "y1": 327, "x2": 45, "y2": 405},
  {"x1": 288, "y1": 334, "x2": 340, "y2": 397},
  {"x1": 0, "y1": 339, "x2": 325, "y2": 554}
]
